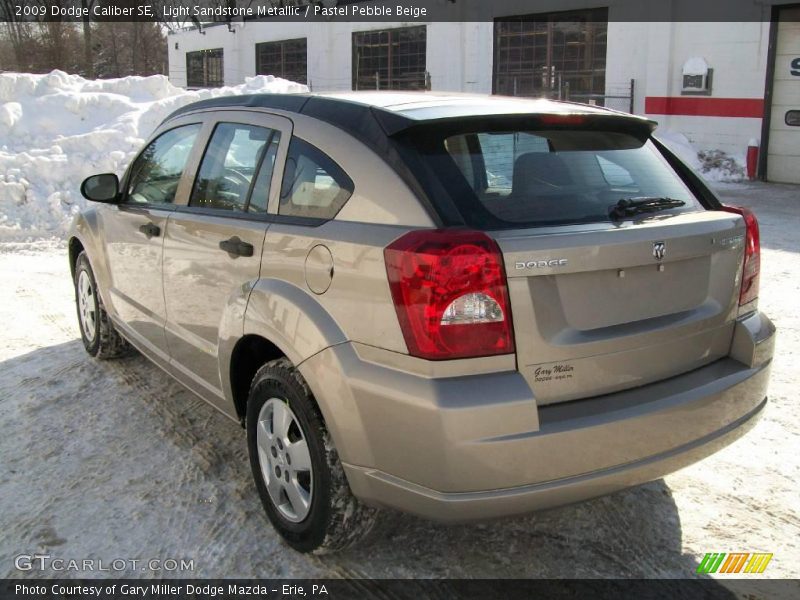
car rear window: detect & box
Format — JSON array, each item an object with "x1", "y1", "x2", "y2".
[
  {"x1": 278, "y1": 138, "x2": 354, "y2": 220},
  {"x1": 408, "y1": 127, "x2": 702, "y2": 229}
]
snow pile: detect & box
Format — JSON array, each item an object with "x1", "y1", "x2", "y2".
[
  {"x1": 0, "y1": 70, "x2": 307, "y2": 241},
  {"x1": 655, "y1": 130, "x2": 703, "y2": 170},
  {"x1": 656, "y1": 129, "x2": 746, "y2": 184},
  {"x1": 697, "y1": 149, "x2": 746, "y2": 182}
]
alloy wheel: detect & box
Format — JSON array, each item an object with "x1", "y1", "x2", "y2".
[
  {"x1": 256, "y1": 398, "x2": 314, "y2": 522},
  {"x1": 77, "y1": 270, "x2": 97, "y2": 342}
]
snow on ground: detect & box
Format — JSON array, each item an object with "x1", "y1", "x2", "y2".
[
  {"x1": 0, "y1": 182, "x2": 798, "y2": 592},
  {"x1": 0, "y1": 70, "x2": 306, "y2": 241},
  {"x1": 656, "y1": 130, "x2": 747, "y2": 183}
]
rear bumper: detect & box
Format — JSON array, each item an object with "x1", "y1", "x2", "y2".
[
  {"x1": 346, "y1": 396, "x2": 766, "y2": 522},
  {"x1": 300, "y1": 311, "x2": 775, "y2": 522}
]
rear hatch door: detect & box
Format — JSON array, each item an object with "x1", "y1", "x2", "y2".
[
  {"x1": 399, "y1": 113, "x2": 744, "y2": 404},
  {"x1": 497, "y1": 212, "x2": 743, "y2": 404}
]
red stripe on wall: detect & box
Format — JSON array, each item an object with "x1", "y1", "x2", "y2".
[{"x1": 645, "y1": 97, "x2": 764, "y2": 118}]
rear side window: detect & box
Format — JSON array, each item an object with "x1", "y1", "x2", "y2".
[
  {"x1": 248, "y1": 132, "x2": 281, "y2": 212},
  {"x1": 127, "y1": 124, "x2": 201, "y2": 205},
  {"x1": 420, "y1": 128, "x2": 701, "y2": 228},
  {"x1": 190, "y1": 123, "x2": 280, "y2": 213},
  {"x1": 278, "y1": 138, "x2": 353, "y2": 220}
]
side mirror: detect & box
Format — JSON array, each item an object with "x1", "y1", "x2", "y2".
[{"x1": 81, "y1": 173, "x2": 120, "y2": 203}]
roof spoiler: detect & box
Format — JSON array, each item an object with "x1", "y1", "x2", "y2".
[{"x1": 373, "y1": 109, "x2": 658, "y2": 140}]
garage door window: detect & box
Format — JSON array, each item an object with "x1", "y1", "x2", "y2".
[{"x1": 278, "y1": 138, "x2": 354, "y2": 220}]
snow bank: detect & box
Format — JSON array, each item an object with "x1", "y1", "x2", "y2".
[
  {"x1": 0, "y1": 71, "x2": 307, "y2": 241},
  {"x1": 655, "y1": 129, "x2": 746, "y2": 184},
  {"x1": 655, "y1": 130, "x2": 703, "y2": 171}
]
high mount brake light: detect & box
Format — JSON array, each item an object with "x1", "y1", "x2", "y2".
[
  {"x1": 538, "y1": 114, "x2": 587, "y2": 126},
  {"x1": 384, "y1": 230, "x2": 515, "y2": 360},
  {"x1": 723, "y1": 206, "x2": 760, "y2": 307}
]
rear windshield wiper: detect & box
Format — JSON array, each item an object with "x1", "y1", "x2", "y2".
[{"x1": 609, "y1": 197, "x2": 686, "y2": 220}]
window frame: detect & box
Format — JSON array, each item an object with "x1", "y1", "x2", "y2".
[
  {"x1": 188, "y1": 122, "x2": 282, "y2": 215},
  {"x1": 124, "y1": 110, "x2": 356, "y2": 227},
  {"x1": 492, "y1": 8, "x2": 608, "y2": 101},
  {"x1": 186, "y1": 48, "x2": 225, "y2": 89},
  {"x1": 167, "y1": 110, "x2": 293, "y2": 223},
  {"x1": 276, "y1": 136, "x2": 355, "y2": 223},
  {"x1": 399, "y1": 120, "x2": 707, "y2": 231},
  {"x1": 255, "y1": 38, "x2": 308, "y2": 85},
  {"x1": 351, "y1": 25, "x2": 427, "y2": 91},
  {"x1": 120, "y1": 121, "x2": 204, "y2": 210}
]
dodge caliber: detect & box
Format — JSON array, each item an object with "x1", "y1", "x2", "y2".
[{"x1": 69, "y1": 92, "x2": 775, "y2": 553}]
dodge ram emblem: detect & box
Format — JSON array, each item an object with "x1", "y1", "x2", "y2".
[{"x1": 653, "y1": 241, "x2": 666, "y2": 261}]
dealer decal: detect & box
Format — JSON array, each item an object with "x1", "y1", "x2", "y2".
[{"x1": 534, "y1": 364, "x2": 575, "y2": 383}]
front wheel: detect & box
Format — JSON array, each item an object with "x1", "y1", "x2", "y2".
[
  {"x1": 74, "y1": 251, "x2": 133, "y2": 359},
  {"x1": 246, "y1": 358, "x2": 379, "y2": 553}
]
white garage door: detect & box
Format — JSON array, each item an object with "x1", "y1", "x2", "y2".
[{"x1": 767, "y1": 7, "x2": 800, "y2": 184}]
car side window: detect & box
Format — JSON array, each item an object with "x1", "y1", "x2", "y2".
[
  {"x1": 127, "y1": 124, "x2": 201, "y2": 205},
  {"x1": 190, "y1": 123, "x2": 280, "y2": 213},
  {"x1": 244, "y1": 129, "x2": 281, "y2": 213},
  {"x1": 278, "y1": 138, "x2": 354, "y2": 220}
]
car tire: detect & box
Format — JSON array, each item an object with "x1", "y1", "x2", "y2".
[
  {"x1": 247, "y1": 357, "x2": 379, "y2": 553},
  {"x1": 74, "y1": 251, "x2": 133, "y2": 359}
]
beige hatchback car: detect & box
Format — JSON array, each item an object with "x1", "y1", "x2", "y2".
[{"x1": 69, "y1": 92, "x2": 774, "y2": 553}]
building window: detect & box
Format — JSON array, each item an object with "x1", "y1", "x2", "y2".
[
  {"x1": 352, "y1": 26, "x2": 427, "y2": 91},
  {"x1": 186, "y1": 48, "x2": 224, "y2": 88},
  {"x1": 255, "y1": 38, "x2": 307, "y2": 85},
  {"x1": 493, "y1": 8, "x2": 608, "y2": 103}
]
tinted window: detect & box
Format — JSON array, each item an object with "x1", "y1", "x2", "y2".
[
  {"x1": 248, "y1": 133, "x2": 281, "y2": 213},
  {"x1": 190, "y1": 123, "x2": 280, "y2": 213},
  {"x1": 432, "y1": 129, "x2": 701, "y2": 228},
  {"x1": 278, "y1": 138, "x2": 353, "y2": 220},
  {"x1": 127, "y1": 124, "x2": 201, "y2": 205}
]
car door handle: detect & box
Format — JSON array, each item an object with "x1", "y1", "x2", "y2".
[
  {"x1": 219, "y1": 236, "x2": 254, "y2": 257},
  {"x1": 138, "y1": 222, "x2": 160, "y2": 238}
]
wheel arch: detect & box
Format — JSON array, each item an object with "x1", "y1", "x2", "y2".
[
  {"x1": 223, "y1": 278, "x2": 348, "y2": 426},
  {"x1": 68, "y1": 236, "x2": 85, "y2": 280},
  {"x1": 67, "y1": 209, "x2": 113, "y2": 310},
  {"x1": 228, "y1": 334, "x2": 286, "y2": 424}
]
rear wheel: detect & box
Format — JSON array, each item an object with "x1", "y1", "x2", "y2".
[
  {"x1": 74, "y1": 252, "x2": 133, "y2": 359},
  {"x1": 246, "y1": 358, "x2": 379, "y2": 553}
]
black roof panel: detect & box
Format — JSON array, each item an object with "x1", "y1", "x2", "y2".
[
  {"x1": 165, "y1": 91, "x2": 656, "y2": 135},
  {"x1": 166, "y1": 93, "x2": 312, "y2": 120}
]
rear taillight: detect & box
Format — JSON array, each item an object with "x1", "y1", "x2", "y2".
[
  {"x1": 723, "y1": 206, "x2": 760, "y2": 306},
  {"x1": 384, "y1": 229, "x2": 515, "y2": 360}
]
